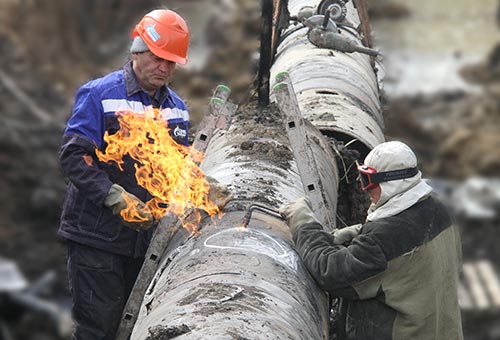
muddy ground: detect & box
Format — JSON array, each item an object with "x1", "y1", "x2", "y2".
[{"x1": 0, "y1": 0, "x2": 499, "y2": 339}]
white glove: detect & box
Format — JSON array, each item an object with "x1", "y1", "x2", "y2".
[
  {"x1": 279, "y1": 196, "x2": 320, "y2": 234},
  {"x1": 332, "y1": 224, "x2": 362, "y2": 245}
]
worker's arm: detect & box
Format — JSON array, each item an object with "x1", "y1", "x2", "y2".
[
  {"x1": 59, "y1": 85, "x2": 113, "y2": 206},
  {"x1": 280, "y1": 197, "x2": 387, "y2": 299},
  {"x1": 293, "y1": 222, "x2": 387, "y2": 298}
]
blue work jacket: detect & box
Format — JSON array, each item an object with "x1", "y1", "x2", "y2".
[{"x1": 58, "y1": 61, "x2": 189, "y2": 257}]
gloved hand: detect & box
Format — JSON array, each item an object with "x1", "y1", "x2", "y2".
[
  {"x1": 332, "y1": 224, "x2": 362, "y2": 245},
  {"x1": 279, "y1": 196, "x2": 320, "y2": 234},
  {"x1": 104, "y1": 184, "x2": 154, "y2": 231}
]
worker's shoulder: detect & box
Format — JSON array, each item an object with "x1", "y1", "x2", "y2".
[
  {"x1": 166, "y1": 86, "x2": 187, "y2": 108},
  {"x1": 398, "y1": 194, "x2": 452, "y2": 230},
  {"x1": 78, "y1": 69, "x2": 125, "y2": 98},
  {"x1": 364, "y1": 194, "x2": 450, "y2": 233},
  {"x1": 362, "y1": 195, "x2": 452, "y2": 260}
]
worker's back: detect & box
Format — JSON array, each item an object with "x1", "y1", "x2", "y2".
[{"x1": 350, "y1": 194, "x2": 463, "y2": 340}]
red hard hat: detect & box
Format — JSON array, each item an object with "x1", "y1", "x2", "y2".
[{"x1": 132, "y1": 9, "x2": 189, "y2": 64}]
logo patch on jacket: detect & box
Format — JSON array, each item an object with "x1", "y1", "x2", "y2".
[{"x1": 174, "y1": 126, "x2": 187, "y2": 139}]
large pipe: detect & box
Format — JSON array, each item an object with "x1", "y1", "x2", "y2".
[
  {"x1": 130, "y1": 103, "x2": 333, "y2": 339},
  {"x1": 271, "y1": 0, "x2": 385, "y2": 156},
  {"x1": 131, "y1": 212, "x2": 329, "y2": 339},
  {"x1": 130, "y1": 0, "x2": 384, "y2": 338}
]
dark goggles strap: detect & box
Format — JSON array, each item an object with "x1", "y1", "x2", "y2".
[{"x1": 369, "y1": 167, "x2": 419, "y2": 184}]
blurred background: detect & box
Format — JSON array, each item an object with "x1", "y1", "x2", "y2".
[{"x1": 0, "y1": 0, "x2": 499, "y2": 339}]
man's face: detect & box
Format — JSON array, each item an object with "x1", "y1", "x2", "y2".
[
  {"x1": 367, "y1": 185, "x2": 381, "y2": 204},
  {"x1": 132, "y1": 51, "x2": 176, "y2": 93}
]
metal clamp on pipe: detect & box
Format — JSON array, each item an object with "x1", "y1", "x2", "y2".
[{"x1": 241, "y1": 203, "x2": 283, "y2": 228}]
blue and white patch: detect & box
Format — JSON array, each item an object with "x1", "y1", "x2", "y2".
[
  {"x1": 173, "y1": 126, "x2": 187, "y2": 139},
  {"x1": 146, "y1": 24, "x2": 161, "y2": 42}
]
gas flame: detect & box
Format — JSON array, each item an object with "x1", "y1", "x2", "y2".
[{"x1": 96, "y1": 108, "x2": 220, "y2": 233}]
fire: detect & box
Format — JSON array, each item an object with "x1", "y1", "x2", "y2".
[
  {"x1": 120, "y1": 192, "x2": 152, "y2": 223},
  {"x1": 96, "y1": 108, "x2": 220, "y2": 233}
]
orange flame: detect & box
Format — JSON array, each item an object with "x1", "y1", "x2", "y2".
[
  {"x1": 120, "y1": 193, "x2": 152, "y2": 224},
  {"x1": 96, "y1": 108, "x2": 220, "y2": 233}
]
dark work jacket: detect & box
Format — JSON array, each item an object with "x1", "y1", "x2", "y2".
[
  {"x1": 58, "y1": 61, "x2": 189, "y2": 257},
  {"x1": 293, "y1": 195, "x2": 463, "y2": 340}
]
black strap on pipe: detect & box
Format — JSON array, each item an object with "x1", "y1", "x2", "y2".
[{"x1": 258, "y1": 0, "x2": 273, "y2": 107}]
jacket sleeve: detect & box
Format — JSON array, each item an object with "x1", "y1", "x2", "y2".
[
  {"x1": 293, "y1": 222, "x2": 388, "y2": 298},
  {"x1": 59, "y1": 85, "x2": 113, "y2": 206}
]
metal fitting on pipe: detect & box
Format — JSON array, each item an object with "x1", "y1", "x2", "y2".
[{"x1": 308, "y1": 27, "x2": 380, "y2": 56}]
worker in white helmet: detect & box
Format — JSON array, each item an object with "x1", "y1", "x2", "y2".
[{"x1": 280, "y1": 141, "x2": 463, "y2": 340}]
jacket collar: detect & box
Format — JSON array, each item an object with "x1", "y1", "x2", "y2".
[{"x1": 124, "y1": 61, "x2": 142, "y2": 97}]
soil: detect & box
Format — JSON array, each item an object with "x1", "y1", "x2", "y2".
[
  {"x1": 367, "y1": 2, "x2": 410, "y2": 20},
  {"x1": 146, "y1": 324, "x2": 191, "y2": 340},
  {"x1": 383, "y1": 89, "x2": 500, "y2": 179},
  {"x1": 330, "y1": 141, "x2": 371, "y2": 227},
  {"x1": 228, "y1": 101, "x2": 293, "y2": 172}
]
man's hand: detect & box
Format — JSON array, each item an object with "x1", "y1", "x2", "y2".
[
  {"x1": 104, "y1": 184, "x2": 154, "y2": 231},
  {"x1": 279, "y1": 196, "x2": 320, "y2": 234},
  {"x1": 332, "y1": 224, "x2": 362, "y2": 245}
]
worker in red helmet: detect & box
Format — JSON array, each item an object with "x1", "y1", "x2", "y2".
[
  {"x1": 131, "y1": 9, "x2": 189, "y2": 65},
  {"x1": 280, "y1": 141, "x2": 463, "y2": 340},
  {"x1": 58, "y1": 9, "x2": 190, "y2": 340}
]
